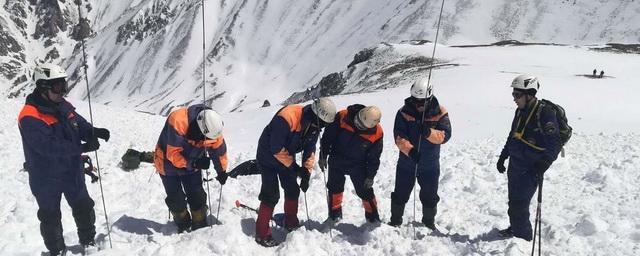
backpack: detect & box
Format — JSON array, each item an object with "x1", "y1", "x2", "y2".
[{"x1": 539, "y1": 99, "x2": 572, "y2": 146}]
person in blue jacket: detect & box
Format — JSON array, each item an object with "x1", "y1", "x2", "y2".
[
  {"x1": 18, "y1": 64, "x2": 110, "y2": 255},
  {"x1": 320, "y1": 104, "x2": 383, "y2": 223},
  {"x1": 497, "y1": 74, "x2": 562, "y2": 241},
  {"x1": 153, "y1": 105, "x2": 228, "y2": 233},
  {"x1": 254, "y1": 98, "x2": 336, "y2": 247},
  {"x1": 389, "y1": 78, "x2": 452, "y2": 229}
]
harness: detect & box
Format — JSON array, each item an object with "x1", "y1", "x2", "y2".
[{"x1": 512, "y1": 101, "x2": 546, "y2": 151}]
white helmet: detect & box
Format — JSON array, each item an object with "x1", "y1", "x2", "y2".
[
  {"x1": 511, "y1": 74, "x2": 540, "y2": 91},
  {"x1": 410, "y1": 77, "x2": 433, "y2": 99},
  {"x1": 355, "y1": 106, "x2": 381, "y2": 130},
  {"x1": 311, "y1": 97, "x2": 337, "y2": 124},
  {"x1": 196, "y1": 109, "x2": 224, "y2": 139},
  {"x1": 33, "y1": 63, "x2": 67, "y2": 85}
]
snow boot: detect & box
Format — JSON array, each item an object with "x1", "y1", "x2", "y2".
[
  {"x1": 327, "y1": 208, "x2": 343, "y2": 222},
  {"x1": 388, "y1": 200, "x2": 405, "y2": 227},
  {"x1": 255, "y1": 235, "x2": 279, "y2": 247},
  {"x1": 171, "y1": 209, "x2": 192, "y2": 233},
  {"x1": 256, "y1": 202, "x2": 274, "y2": 241},
  {"x1": 70, "y1": 198, "x2": 96, "y2": 246},
  {"x1": 363, "y1": 198, "x2": 380, "y2": 223},
  {"x1": 284, "y1": 199, "x2": 300, "y2": 231},
  {"x1": 327, "y1": 192, "x2": 343, "y2": 221},
  {"x1": 498, "y1": 227, "x2": 514, "y2": 238},
  {"x1": 421, "y1": 206, "x2": 437, "y2": 230},
  {"x1": 81, "y1": 241, "x2": 98, "y2": 255},
  {"x1": 190, "y1": 206, "x2": 208, "y2": 231},
  {"x1": 38, "y1": 209, "x2": 66, "y2": 255},
  {"x1": 50, "y1": 247, "x2": 67, "y2": 256}
]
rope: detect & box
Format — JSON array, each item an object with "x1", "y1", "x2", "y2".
[
  {"x1": 412, "y1": 0, "x2": 446, "y2": 239},
  {"x1": 74, "y1": 1, "x2": 112, "y2": 248}
]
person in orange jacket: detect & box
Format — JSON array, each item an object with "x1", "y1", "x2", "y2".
[
  {"x1": 254, "y1": 98, "x2": 337, "y2": 247},
  {"x1": 154, "y1": 105, "x2": 228, "y2": 233},
  {"x1": 319, "y1": 104, "x2": 384, "y2": 223},
  {"x1": 19, "y1": 63, "x2": 109, "y2": 255}
]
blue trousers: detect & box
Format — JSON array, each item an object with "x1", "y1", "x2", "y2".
[
  {"x1": 507, "y1": 158, "x2": 539, "y2": 241},
  {"x1": 29, "y1": 170, "x2": 95, "y2": 252},
  {"x1": 390, "y1": 160, "x2": 440, "y2": 208},
  {"x1": 258, "y1": 162, "x2": 300, "y2": 207},
  {"x1": 161, "y1": 171, "x2": 207, "y2": 212}
]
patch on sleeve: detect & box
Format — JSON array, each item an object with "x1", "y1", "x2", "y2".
[{"x1": 544, "y1": 122, "x2": 557, "y2": 135}]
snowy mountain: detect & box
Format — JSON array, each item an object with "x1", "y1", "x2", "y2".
[
  {"x1": 2, "y1": 41, "x2": 640, "y2": 255},
  {"x1": 1, "y1": 0, "x2": 640, "y2": 114}
]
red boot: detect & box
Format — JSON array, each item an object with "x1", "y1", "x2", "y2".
[
  {"x1": 284, "y1": 199, "x2": 300, "y2": 231},
  {"x1": 255, "y1": 202, "x2": 274, "y2": 240}
]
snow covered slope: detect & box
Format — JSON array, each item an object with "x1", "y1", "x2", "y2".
[
  {"x1": 2, "y1": 0, "x2": 640, "y2": 114},
  {"x1": 1, "y1": 44, "x2": 639, "y2": 255}
]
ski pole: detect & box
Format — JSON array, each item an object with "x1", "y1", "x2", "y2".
[
  {"x1": 531, "y1": 177, "x2": 544, "y2": 256},
  {"x1": 412, "y1": 0, "x2": 446, "y2": 239},
  {"x1": 320, "y1": 167, "x2": 333, "y2": 238},
  {"x1": 75, "y1": 1, "x2": 112, "y2": 248},
  {"x1": 215, "y1": 184, "x2": 223, "y2": 225},
  {"x1": 204, "y1": 169, "x2": 213, "y2": 227},
  {"x1": 304, "y1": 192, "x2": 310, "y2": 224}
]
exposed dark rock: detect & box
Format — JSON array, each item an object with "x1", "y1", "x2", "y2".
[
  {"x1": 591, "y1": 43, "x2": 640, "y2": 54},
  {"x1": 33, "y1": 0, "x2": 68, "y2": 40},
  {"x1": 72, "y1": 18, "x2": 92, "y2": 41},
  {"x1": 283, "y1": 72, "x2": 346, "y2": 105},
  {"x1": 45, "y1": 47, "x2": 60, "y2": 61},
  {"x1": 452, "y1": 40, "x2": 566, "y2": 48},
  {"x1": 116, "y1": 2, "x2": 174, "y2": 45},
  {"x1": 347, "y1": 47, "x2": 375, "y2": 68},
  {"x1": 0, "y1": 28, "x2": 23, "y2": 56},
  {"x1": 262, "y1": 100, "x2": 271, "y2": 107}
]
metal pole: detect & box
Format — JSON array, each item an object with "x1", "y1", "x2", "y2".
[
  {"x1": 75, "y1": 1, "x2": 112, "y2": 248},
  {"x1": 412, "y1": 0, "x2": 446, "y2": 239}
]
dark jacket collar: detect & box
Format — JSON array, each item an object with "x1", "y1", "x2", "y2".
[{"x1": 25, "y1": 92, "x2": 74, "y2": 117}]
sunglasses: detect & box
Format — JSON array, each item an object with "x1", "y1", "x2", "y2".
[
  {"x1": 511, "y1": 92, "x2": 525, "y2": 99},
  {"x1": 49, "y1": 81, "x2": 68, "y2": 95},
  {"x1": 411, "y1": 97, "x2": 427, "y2": 107}
]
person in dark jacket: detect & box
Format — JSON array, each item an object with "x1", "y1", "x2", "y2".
[
  {"x1": 18, "y1": 63, "x2": 110, "y2": 255},
  {"x1": 497, "y1": 74, "x2": 562, "y2": 241},
  {"x1": 255, "y1": 98, "x2": 336, "y2": 247},
  {"x1": 320, "y1": 104, "x2": 383, "y2": 223},
  {"x1": 153, "y1": 105, "x2": 228, "y2": 233},
  {"x1": 389, "y1": 78, "x2": 452, "y2": 229}
]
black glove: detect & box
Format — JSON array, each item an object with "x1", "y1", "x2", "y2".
[
  {"x1": 533, "y1": 158, "x2": 552, "y2": 177},
  {"x1": 216, "y1": 171, "x2": 228, "y2": 185},
  {"x1": 192, "y1": 156, "x2": 210, "y2": 170},
  {"x1": 318, "y1": 154, "x2": 328, "y2": 171},
  {"x1": 298, "y1": 168, "x2": 310, "y2": 192},
  {"x1": 93, "y1": 128, "x2": 110, "y2": 142},
  {"x1": 497, "y1": 155, "x2": 508, "y2": 174},
  {"x1": 363, "y1": 177, "x2": 374, "y2": 190},
  {"x1": 408, "y1": 148, "x2": 420, "y2": 164},
  {"x1": 81, "y1": 138, "x2": 100, "y2": 153}
]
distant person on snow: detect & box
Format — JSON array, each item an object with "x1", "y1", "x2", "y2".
[
  {"x1": 389, "y1": 78, "x2": 452, "y2": 229},
  {"x1": 320, "y1": 104, "x2": 384, "y2": 223},
  {"x1": 18, "y1": 63, "x2": 110, "y2": 255},
  {"x1": 592, "y1": 69, "x2": 597, "y2": 77},
  {"x1": 153, "y1": 105, "x2": 228, "y2": 233},
  {"x1": 496, "y1": 74, "x2": 562, "y2": 241},
  {"x1": 254, "y1": 98, "x2": 337, "y2": 247},
  {"x1": 599, "y1": 70, "x2": 604, "y2": 78}
]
